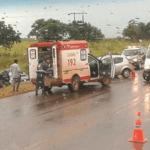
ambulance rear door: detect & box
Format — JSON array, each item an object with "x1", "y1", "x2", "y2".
[
  {"x1": 52, "y1": 45, "x2": 58, "y2": 78},
  {"x1": 28, "y1": 47, "x2": 38, "y2": 80}
]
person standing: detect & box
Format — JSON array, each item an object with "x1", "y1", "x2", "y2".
[
  {"x1": 35, "y1": 59, "x2": 45, "y2": 95},
  {"x1": 10, "y1": 59, "x2": 21, "y2": 92}
]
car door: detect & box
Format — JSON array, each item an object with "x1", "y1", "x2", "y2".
[
  {"x1": 88, "y1": 55, "x2": 99, "y2": 79},
  {"x1": 141, "y1": 48, "x2": 146, "y2": 61},
  {"x1": 99, "y1": 54, "x2": 115, "y2": 79},
  {"x1": 113, "y1": 57, "x2": 124, "y2": 75}
]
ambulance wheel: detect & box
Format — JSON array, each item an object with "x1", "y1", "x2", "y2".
[
  {"x1": 101, "y1": 78, "x2": 111, "y2": 86},
  {"x1": 68, "y1": 75, "x2": 80, "y2": 92}
]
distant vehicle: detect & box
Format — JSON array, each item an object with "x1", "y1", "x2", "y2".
[
  {"x1": 98, "y1": 55, "x2": 133, "y2": 78},
  {"x1": 9, "y1": 71, "x2": 29, "y2": 83},
  {"x1": 20, "y1": 72, "x2": 30, "y2": 82},
  {"x1": 0, "y1": 69, "x2": 29, "y2": 88},
  {"x1": 122, "y1": 46, "x2": 147, "y2": 69},
  {"x1": 143, "y1": 50, "x2": 150, "y2": 81},
  {"x1": 0, "y1": 69, "x2": 10, "y2": 88}
]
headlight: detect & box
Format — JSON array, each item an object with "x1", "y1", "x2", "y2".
[{"x1": 133, "y1": 58, "x2": 138, "y2": 62}]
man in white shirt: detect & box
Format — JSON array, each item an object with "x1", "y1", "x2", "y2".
[{"x1": 10, "y1": 59, "x2": 21, "y2": 92}]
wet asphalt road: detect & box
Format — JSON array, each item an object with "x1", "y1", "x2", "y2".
[{"x1": 0, "y1": 70, "x2": 150, "y2": 150}]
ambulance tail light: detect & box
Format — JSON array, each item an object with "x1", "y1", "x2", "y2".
[{"x1": 31, "y1": 78, "x2": 36, "y2": 84}]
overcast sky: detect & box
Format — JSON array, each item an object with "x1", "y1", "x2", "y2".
[{"x1": 0, "y1": 0, "x2": 150, "y2": 38}]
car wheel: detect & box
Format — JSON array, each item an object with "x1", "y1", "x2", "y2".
[
  {"x1": 68, "y1": 75, "x2": 80, "y2": 92},
  {"x1": 137, "y1": 62, "x2": 142, "y2": 70},
  {"x1": 100, "y1": 78, "x2": 111, "y2": 86},
  {"x1": 143, "y1": 73, "x2": 149, "y2": 81},
  {"x1": 122, "y1": 69, "x2": 131, "y2": 78}
]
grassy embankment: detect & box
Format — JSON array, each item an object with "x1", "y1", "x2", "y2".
[
  {"x1": 89, "y1": 39, "x2": 148, "y2": 57},
  {"x1": 0, "y1": 83, "x2": 35, "y2": 99},
  {"x1": 0, "y1": 38, "x2": 149, "y2": 99},
  {"x1": 0, "y1": 39, "x2": 37, "y2": 73}
]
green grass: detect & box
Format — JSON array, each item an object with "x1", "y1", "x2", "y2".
[
  {"x1": 89, "y1": 39, "x2": 149, "y2": 57},
  {"x1": 0, "y1": 39, "x2": 37, "y2": 73},
  {"x1": 0, "y1": 38, "x2": 149, "y2": 73},
  {"x1": 0, "y1": 82, "x2": 35, "y2": 99}
]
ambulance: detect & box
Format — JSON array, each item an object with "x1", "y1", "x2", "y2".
[{"x1": 28, "y1": 40, "x2": 115, "y2": 92}]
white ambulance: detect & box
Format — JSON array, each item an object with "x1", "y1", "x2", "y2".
[{"x1": 28, "y1": 40, "x2": 115, "y2": 92}]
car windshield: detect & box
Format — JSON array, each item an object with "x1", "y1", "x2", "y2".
[
  {"x1": 147, "y1": 50, "x2": 150, "y2": 58},
  {"x1": 123, "y1": 49, "x2": 141, "y2": 56}
]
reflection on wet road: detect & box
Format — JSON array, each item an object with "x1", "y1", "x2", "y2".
[{"x1": 0, "y1": 70, "x2": 150, "y2": 150}]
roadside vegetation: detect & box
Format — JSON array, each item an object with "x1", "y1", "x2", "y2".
[
  {"x1": 0, "y1": 39, "x2": 37, "y2": 73},
  {"x1": 89, "y1": 38, "x2": 148, "y2": 57}
]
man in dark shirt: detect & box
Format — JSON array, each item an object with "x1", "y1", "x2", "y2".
[
  {"x1": 35, "y1": 60, "x2": 45, "y2": 95},
  {"x1": 35, "y1": 59, "x2": 50, "y2": 95}
]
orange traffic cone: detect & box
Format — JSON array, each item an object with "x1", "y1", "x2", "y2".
[
  {"x1": 132, "y1": 142, "x2": 144, "y2": 150},
  {"x1": 129, "y1": 112, "x2": 147, "y2": 143},
  {"x1": 132, "y1": 65, "x2": 135, "y2": 78}
]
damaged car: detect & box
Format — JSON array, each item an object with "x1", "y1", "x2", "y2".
[{"x1": 122, "y1": 46, "x2": 146, "y2": 69}]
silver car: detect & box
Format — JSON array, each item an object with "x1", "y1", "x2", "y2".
[
  {"x1": 98, "y1": 55, "x2": 133, "y2": 78},
  {"x1": 9, "y1": 71, "x2": 29, "y2": 83}
]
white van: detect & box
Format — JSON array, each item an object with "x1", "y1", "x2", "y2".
[{"x1": 143, "y1": 50, "x2": 150, "y2": 81}]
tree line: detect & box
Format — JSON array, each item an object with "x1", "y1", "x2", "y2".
[
  {"x1": 1, "y1": 18, "x2": 150, "y2": 48},
  {"x1": 123, "y1": 19, "x2": 150, "y2": 42},
  {"x1": 28, "y1": 19, "x2": 104, "y2": 42}
]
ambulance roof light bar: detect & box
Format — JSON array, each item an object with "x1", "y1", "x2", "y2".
[{"x1": 125, "y1": 46, "x2": 141, "y2": 49}]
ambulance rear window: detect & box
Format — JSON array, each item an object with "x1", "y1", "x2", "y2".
[
  {"x1": 30, "y1": 49, "x2": 36, "y2": 59},
  {"x1": 80, "y1": 49, "x2": 86, "y2": 61}
]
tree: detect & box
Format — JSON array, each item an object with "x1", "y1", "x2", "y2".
[
  {"x1": 67, "y1": 21, "x2": 104, "y2": 41},
  {"x1": 28, "y1": 19, "x2": 104, "y2": 42},
  {"x1": 28, "y1": 19, "x2": 67, "y2": 41},
  {"x1": 0, "y1": 21, "x2": 21, "y2": 48},
  {"x1": 144, "y1": 22, "x2": 150, "y2": 40},
  {"x1": 123, "y1": 20, "x2": 141, "y2": 42}
]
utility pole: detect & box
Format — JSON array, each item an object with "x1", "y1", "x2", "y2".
[
  {"x1": 68, "y1": 12, "x2": 87, "y2": 22},
  {"x1": 68, "y1": 12, "x2": 87, "y2": 40}
]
